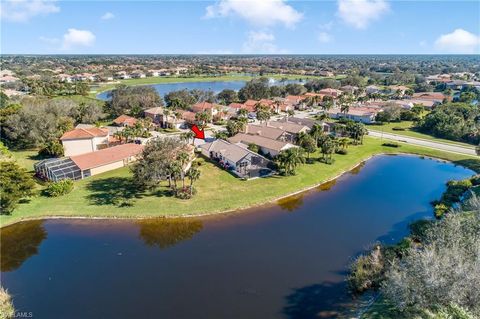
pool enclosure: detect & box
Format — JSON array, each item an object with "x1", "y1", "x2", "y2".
[{"x1": 34, "y1": 158, "x2": 84, "y2": 181}]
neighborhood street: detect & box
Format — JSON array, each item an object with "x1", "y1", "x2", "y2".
[{"x1": 368, "y1": 130, "x2": 478, "y2": 156}]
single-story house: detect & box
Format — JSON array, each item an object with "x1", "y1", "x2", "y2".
[
  {"x1": 34, "y1": 143, "x2": 144, "y2": 181},
  {"x1": 200, "y1": 139, "x2": 272, "y2": 178},
  {"x1": 60, "y1": 127, "x2": 109, "y2": 157},
  {"x1": 366, "y1": 85, "x2": 381, "y2": 95},
  {"x1": 265, "y1": 121, "x2": 310, "y2": 137},
  {"x1": 327, "y1": 107, "x2": 379, "y2": 124},
  {"x1": 340, "y1": 85, "x2": 359, "y2": 95},
  {"x1": 245, "y1": 124, "x2": 288, "y2": 141},
  {"x1": 228, "y1": 133, "x2": 296, "y2": 157},
  {"x1": 319, "y1": 88, "x2": 342, "y2": 98},
  {"x1": 113, "y1": 114, "x2": 137, "y2": 127}
]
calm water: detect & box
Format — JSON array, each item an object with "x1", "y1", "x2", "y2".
[
  {"x1": 0, "y1": 155, "x2": 474, "y2": 319},
  {"x1": 96, "y1": 79, "x2": 303, "y2": 101}
]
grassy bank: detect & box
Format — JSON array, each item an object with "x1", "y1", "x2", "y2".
[
  {"x1": 367, "y1": 121, "x2": 476, "y2": 149},
  {"x1": 90, "y1": 73, "x2": 342, "y2": 97},
  {"x1": 2, "y1": 137, "x2": 479, "y2": 227}
]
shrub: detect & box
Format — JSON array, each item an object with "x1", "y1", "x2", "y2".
[
  {"x1": 175, "y1": 187, "x2": 197, "y2": 199},
  {"x1": 434, "y1": 203, "x2": 449, "y2": 219},
  {"x1": 0, "y1": 287, "x2": 14, "y2": 319},
  {"x1": 45, "y1": 179, "x2": 74, "y2": 197},
  {"x1": 39, "y1": 140, "x2": 64, "y2": 157},
  {"x1": 335, "y1": 149, "x2": 348, "y2": 155},
  {"x1": 348, "y1": 245, "x2": 385, "y2": 293},
  {"x1": 392, "y1": 126, "x2": 406, "y2": 131},
  {"x1": 382, "y1": 142, "x2": 400, "y2": 148},
  {"x1": 470, "y1": 175, "x2": 480, "y2": 186}
]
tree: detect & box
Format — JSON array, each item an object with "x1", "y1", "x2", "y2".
[
  {"x1": 285, "y1": 83, "x2": 306, "y2": 96},
  {"x1": 319, "y1": 135, "x2": 335, "y2": 163},
  {"x1": 70, "y1": 101, "x2": 105, "y2": 124},
  {"x1": 217, "y1": 89, "x2": 238, "y2": 105},
  {"x1": 213, "y1": 130, "x2": 228, "y2": 140},
  {"x1": 338, "y1": 93, "x2": 355, "y2": 115},
  {"x1": 248, "y1": 143, "x2": 259, "y2": 153},
  {"x1": 186, "y1": 166, "x2": 200, "y2": 195},
  {"x1": 238, "y1": 78, "x2": 270, "y2": 101},
  {"x1": 195, "y1": 111, "x2": 211, "y2": 128},
  {"x1": 321, "y1": 96, "x2": 334, "y2": 112},
  {"x1": 180, "y1": 131, "x2": 195, "y2": 145},
  {"x1": 276, "y1": 147, "x2": 305, "y2": 176},
  {"x1": 109, "y1": 84, "x2": 162, "y2": 117},
  {"x1": 226, "y1": 119, "x2": 245, "y2": 136},
  {"x1": 298, "y1": 133, "x2": 317, "y2": 161},
  {"x1": 255, "y1": 103, "x2": 271, "y2": 124},
  {"x1": 310, "y1": 123, "x2": 325, "y2": 146},
  {"x1": 237, "y1": 108, "x2": 248, "y2": 119},
  {"x1": 346, "y1": 121, "x2": 367, "y2": 144},
  {"x1": 0, "y1": 161, "x2": 36, "y2": 214},
  {"x1": 39, "y1": 140, "x2": 64, "y2": 157}
]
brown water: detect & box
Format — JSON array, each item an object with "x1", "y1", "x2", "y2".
[{"x1": 0, "y1": 155, "x2": 474, "y2": 319}]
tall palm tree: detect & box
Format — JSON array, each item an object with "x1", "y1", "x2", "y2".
[
  {"x1": 186, "y1": 166, "x2": 201, "y2": 195},
  {"x1": 310, "y1": 123, "x2": 324, "y2": 146},
  {"x1": 276, "y1": 147, "x2": 305, "y2": 176}
]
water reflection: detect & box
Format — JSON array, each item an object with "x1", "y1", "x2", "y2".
[
  {"x1": 316, "y1": 179, "x2": 338, "y2": 192},
  {"x1": 277, "y1": 194, "x2": 305, "y2": 212},
  {"x1": 136, "y1": 218, "x2": 203, "y2": 249},
  {"x1": 0, "y1": 220, "x2": 47, "y2": 272},
  {"x1": 349, "y1": 162, "x2": 365, "y2": 175}
]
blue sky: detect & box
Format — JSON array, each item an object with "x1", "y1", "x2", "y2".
[{"x1": 1, "y1": 0, "x2": 479, "y2": 54}]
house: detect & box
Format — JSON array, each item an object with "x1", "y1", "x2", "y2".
[
  {"x1": 228, "y1": 133, "x2": 296, "y2": 157},
  {"x1": 317, "y1": 70, "x2": 334, "y2": 77},
  {"x1": 131, "y1": 72, "x2": 146, "y2": 79},
  {"x1": 245, "y1": 124, "x2": 288, "y2": 141},
  {"x1": 34, "y1": 143, "x2": 144, "y2": 181},
  {"x1": 192, "y1": 101, "x2": 221, "y2": 118},
  {"x1": 319, "y1": 88, "x2": 342, "y2": 98},
  {"x1": 57, "y1": 74, "x2": 73, "y2": 83},
  {"x1": 180, "y1": 110, "x2": 196, "y2": 124},
  {"x1": 0, "y1": 75, "x2": 19, "y2": 84},
  {"x1": 388, "y1": 85, "x2": 410, "y2": 95},
  {"x1": 411, "y1": 92, "x2": 447, "y2": 104},
  {"x1": 285, "y1": 95, "x2": 307, "y2": 109},
  {"x1": 446, "y1": 80, "x2": 467, "y2": 90},
  {"x1": 113, "y1": 115, "x2": 137, "y2": 127},
  {"x1": 366, "y1": 85, "x2": 381, "y2": 95},
  {"x1": 265, "y1": 121, "x2": 310, "y2": 137},
  {"x1": 60, "y1": 127, "x2": 109, "y2": 157},
  {"x1": 200, "y1": 139, "x2": 272, "y2": 178},
  {"x1": 327, "y1": 107, "x2": 379, "y2": 124},
  {"x1": 340, "y1": 85, "x2": 359, "y2": 95},
  {"x1": 278, "y1": 116, "x2": 316, "y2": 128},
  {"x1": 243, "y1": 99, "x2": 259, "y2": 112},
  {"x1": 144, "y1": 107, "x2": 164, "y2": 124}
]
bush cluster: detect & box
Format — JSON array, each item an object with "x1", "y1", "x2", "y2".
[{"x1": 45, "y1": 179, "x2": 74, "y2": 197}]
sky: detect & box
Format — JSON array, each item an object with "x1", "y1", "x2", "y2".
[{"x1": 1, "y1": 0, "x2": 479, "y2": 55}]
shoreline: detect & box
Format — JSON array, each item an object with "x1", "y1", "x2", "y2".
[{"x1": 0, "y1": 153, "x2": 455, "y2": 229}]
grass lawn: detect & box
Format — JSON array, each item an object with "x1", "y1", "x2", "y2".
[
  {"x1": 2, "y1": 137, "x2": 479, "y2": 227},
  {"x1": 367, "y1": 121, "x2": 476, "y2": 149},
  {"x1": 89, "y1": 73, "x2": 343, "y2": 97}
]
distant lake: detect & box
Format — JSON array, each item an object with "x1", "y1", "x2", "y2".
[
  {"x1": 96, "y1": 78, "x2": 304, "y2": 101},
  {"x1": 1, "y1": 155, "x2": 474, "y2": 318}
]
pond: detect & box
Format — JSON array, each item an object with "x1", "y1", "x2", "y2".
[
  {"x1": 0, "y1": 155, "x2": 474, "y2": 318},
  {"x1": 96, "y1": 78, "x2": 304, "y2": 101}
]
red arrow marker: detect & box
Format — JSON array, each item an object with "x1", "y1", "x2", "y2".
[{"x1": 191, "y1": 124, "x2": 205, "y2": 140}]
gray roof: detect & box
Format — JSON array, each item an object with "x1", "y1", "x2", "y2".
[
  {"x1": 228, "y1": 133, "x2": 292, "y2": 152},
  {"x1": 279, "y1": 116, "x2": 316, "y2": 128},
  {"x1": 266, "y1": 121, "x2": 309, "y2": 134},
  {"x1": 201, "y1": 139, "x2": 264, "y2": 163},
  {"x1": 245, "y1": 124, "x2": 285, "y2": 140}
]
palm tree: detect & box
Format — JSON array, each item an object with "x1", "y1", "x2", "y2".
[
  {"x1": 310, "y1": 123, "x2": 324, "y2": 146},
  {"x1": 276, "y1": 147, "x2": 305, "y2": 176},
  {"x1": 338, "y1": 137, "x2": 350, "y2": 150},
  {"x1": 181, "y1": 131, "x2": 195, "y2": 145},
  {"x1": 186, "y1": 166, "x2": 200, "y2": 195},
  {"x1": 238, "y1": 108, "x2": 248, "y2": 119},
  {"x1": 177, "y1": 151, "x2": 191, "y2": 189}
]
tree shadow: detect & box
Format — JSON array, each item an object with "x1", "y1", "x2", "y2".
[
  {"x1": 283, "y1": 281, "x2": 365, "y2": 319},
  {"x1": 86, "y1": 177, "x2": 145, "y2": 207},
  {"x1": 136, "y1": 218, "x2": 203, "y2": 249},
  {"x1": 453, "y1": 158, "x2": 480, "y2": 173},
  {"x1": 277, "y1": 193, "x2": 305, "y2": 212},
  {"x1": 1, "y1": 220, "x2": 47, "y2": 272}
]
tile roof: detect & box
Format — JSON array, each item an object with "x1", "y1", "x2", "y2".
[
  {"x1": 60, "y1": 127, "x2": 108, "y2": 140},
  {"x1": 113, "y1": 115, "x2": 137, "y2": 126},
  {"x1": 228, "y1": 133, "x2": 292, "y2": 152},
  {"x1": 144, "y1": 107, "x2": 164, "y2": 115},
  {"x1": 201, "y1": 139, "x2": 257, "y2": 163},
  {"x1": 70, "y1": 143, "x2": 144, "y2": 170},
  {"x1": 266, "y1": 121, "x2": 309, "y2": 134},
  {"x1": 245, "y1": 124, "x2": 286, "y2": 140}
]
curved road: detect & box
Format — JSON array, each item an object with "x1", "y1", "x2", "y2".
[{"x1": 368, "y1": 130, "x2": 478, "y2": 156}]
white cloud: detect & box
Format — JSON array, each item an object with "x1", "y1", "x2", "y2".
[
  {"x1": 101, "y1": 12, "x2": 114, "y2": 20},
  {"x1": 337, "y1": 0, "x2": 389, "y2": 29},
  {"x1": 0, "y1": 0, "x2": 60, "y2": 22},
  {"x1": 205, "y1": 0, "x2": 303, "y2": 28},
  {"x1": 62, "y1": 28, "x2": 96, "y2": 50},
  {"x1": 434, "y1": 29, "x2": 480, "y2": 54},
  {"x1": 242, "y1": 31, "x2": 286, "y2": 54},
  {"x1": 318, "y1": 32, "x2": 332, "y2": 43}
]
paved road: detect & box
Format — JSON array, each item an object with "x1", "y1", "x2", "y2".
[{"x1": 368, "y1": 130, "x2": 478, "y2": 156}]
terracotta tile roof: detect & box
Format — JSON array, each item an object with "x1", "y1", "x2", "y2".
[
  {"x1": 228, "y1": 103, "x2": 244, "y2": 109},
  {"x1": 113, "y1": 115, "x2": 137, "y2": 126},
  {"x1": 70, "y1": 143, "x2": 144, "y2": 170},
  {"x1": 181, "y1": 111, "x2": 196, "y2": 122},
  {"x1": 60, "y1": 127, "x2": 108, "y2": 140},
  {"x1": 192, "y1": 102, "x2": 220, "y2": 113}
]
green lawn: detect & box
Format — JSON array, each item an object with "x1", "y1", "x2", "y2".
[
  {"x1": 89, "y1": 73, "x2": 343, "y2": 97},
  {"x1": 2, "y1": 137, "x2": 479, "y2": 227},
  {"x1": 367, "y1": 121, "x2": 476, "y2": 149}
]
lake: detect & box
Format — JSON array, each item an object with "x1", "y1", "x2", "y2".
[
  {"x1": 96, "y1": 78, "x2": 304, "y2": 101},
  {"x1": 0, "y1": 155, "x2": 474, "y2": 319}
]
